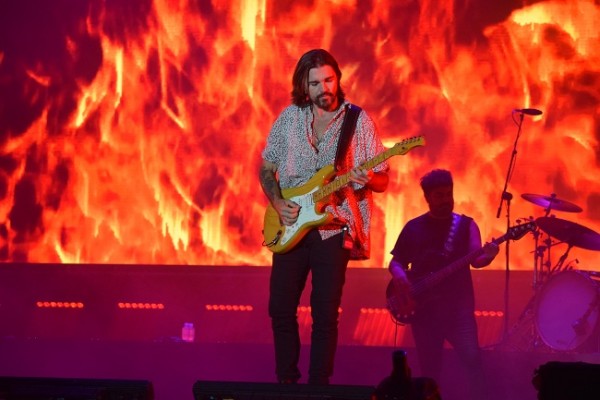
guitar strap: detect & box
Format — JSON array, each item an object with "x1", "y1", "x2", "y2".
[
  {"x1": 442, "y1": 213, "x2": 462, "y2": 257},
  {"x1": 334, "y1": 103, "x2": 362, "y2": 172},
  {"x1": 334, "y1": 103, "x2": 362, "y2": 253}
]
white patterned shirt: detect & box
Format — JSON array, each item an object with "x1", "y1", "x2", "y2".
[{"x1": 262, "y1": 101, "x2": 388, "y2": 259}]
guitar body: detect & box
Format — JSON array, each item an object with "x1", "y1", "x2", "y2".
[
  {"x1": 385, "y1": 278, "x2": 418, "y2": 324},
  {"x1": 385, "y1": 272, "x2": 446, "y2": 324},
  {"x1": 262, "y1": 165, "x2": 336, "y2": 254}
]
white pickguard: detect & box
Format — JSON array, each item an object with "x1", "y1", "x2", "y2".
[{"x1": 278, "y1": 187, "x2": 329, "y2": 246}]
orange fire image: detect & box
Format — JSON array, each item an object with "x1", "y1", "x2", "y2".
[{"x1": 0, "y1": 0, "x2": 598, "y2": 271}]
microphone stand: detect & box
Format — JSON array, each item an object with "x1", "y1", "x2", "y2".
[{"x1": 495, "y1": 111, "x2": 525, "y2": 340}]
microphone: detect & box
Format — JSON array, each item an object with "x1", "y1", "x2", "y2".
[{"x1": 514, "y1": 108, "x2": 543, "y2": 116}]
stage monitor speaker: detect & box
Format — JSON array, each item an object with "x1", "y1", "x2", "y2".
[
  {"x1": 193, "y1": 381, "x2": 375, "y2": 400},
  {"x1": 533, "y1": 361, "x2": 600, "y2": 400},
  {"x1": 0, "y1": 377, "x2": 154, "y2": 400}
]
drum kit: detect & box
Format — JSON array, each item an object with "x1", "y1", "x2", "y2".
[{"x1": 516, "y1": 193, "x2": 600, "y2": 352}]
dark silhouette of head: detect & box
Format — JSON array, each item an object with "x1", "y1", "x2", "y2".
[
  {"x1": 420, "y1": 169, "x2": 454, "y2": 218},
  {"x1": 420, "y1": 169, "x2": 453, "y2": 197}
]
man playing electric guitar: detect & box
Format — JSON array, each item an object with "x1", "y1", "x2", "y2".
[
  {"x1": 388, "y1": 169, "x2": 499, "y2": 400},
  {"x1": 259, "y1": 49, "x2": 389, "y2": 385}
]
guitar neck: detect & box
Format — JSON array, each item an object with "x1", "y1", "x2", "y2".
[
  {"x1": 313, "y1": 147, "x2": 395, "y2": 202},
  {"x1": 420, "y1": 248, "x2": 485, "y2": 291},
  {"x1": 413, "y1": 235, "x2": 507, "y2": 294}
]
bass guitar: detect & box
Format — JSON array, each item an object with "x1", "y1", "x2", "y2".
[
  {"x1": 386, "y1": 221, "x2": 536, "y2": 324},
  {"x1": 262, "y1": 136, "x2": 425, "y2": 254}
]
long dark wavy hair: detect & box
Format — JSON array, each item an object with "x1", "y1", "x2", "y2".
[{"x1": 291, "y1": 49, "x2": 346, "y2": 108}]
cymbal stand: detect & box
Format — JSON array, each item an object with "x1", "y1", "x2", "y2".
[
  {"x1": 532, "y1": 224, "x2": 542, "y2": 290},
  {"x1": 532, "y1": 206, "x2": 556, "y2": 290},
  {"x1": 542, "y1": 235, "x2": 554, "y2": 283},
  {"x1": 551, "y1": 243, "x2": 573, "y2": 274},
  {"x1": 540, "y1": 206, "x2": 554, "y2": 285},
  {"x1": 532, "y1": 231, "x2": 555, "y2": 290},
  {"x1": 494, "y1": 223, "x2": 549, "y2": 353}
]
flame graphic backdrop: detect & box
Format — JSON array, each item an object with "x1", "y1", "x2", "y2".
[{"x1": 0, "y1": 0, "x2": 598, "y2": 271}]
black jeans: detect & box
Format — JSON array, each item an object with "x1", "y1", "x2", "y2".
[
  {"x1": 269, "y1": 230, "x2": 350, "y2": 384},
  {"x1": 411, "y1": 305, "x2": 487, "y2": 400}
]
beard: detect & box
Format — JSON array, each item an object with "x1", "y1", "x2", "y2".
[
  {"x1": 313, "y1": 93, "x2": 337, "y2": 111},
  {"x1": 430, "y1": 203, "x2": 454, "y2": 218}
]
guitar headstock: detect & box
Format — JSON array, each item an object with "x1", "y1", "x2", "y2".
[
  {"x1": 390, "y1": 136, "x2": 426, "y2": 155},
  {"x1": 507, "y1": 221, "x2": 536, "y2": 241}
]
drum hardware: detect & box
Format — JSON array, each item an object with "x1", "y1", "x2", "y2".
[
  {"x1": 531, "y1": 215, "x2": 600, "y2": 288},
  {"x1": 520, "y1": 194, "x2": 581, "y2": 289},
  {"x1": 534, "y1": 217, "x2": 600, "y2": 351},
  {"x1": 533, "y1": 215, "x2": 600, "y2": 351},
  {"x1": 498, "y1": 196, "x2": 600, "y2": 353},
  {"x1": 532, "y1": 216, "x2": 600, "y2": 351},
  {"x1": 535, "y1": 216, "x2": 600, "y2": 252},
  {"x1": 521, "y1": 216, "x2": 565, "y2": 290},
  {"x1": 534, "y1": 270, "x2": 599, "y2": 351},
  {"x1": 528, "y1": 220, "x2": 554, "y2": 290},
  {"x1": 534, "y1": 236, "x2": 562, "y2": 267},
  {"x1": 527, "y1": 218, "x2": 546, "y2": 290},
  {"x1": 521, "y1": 194, "x2": 583, "y2": 287},
  {"x1": 571, "y1": 295, "x2": 598, "y2": 337},
  {"x1": 551, "y1": 243, "x2": 575, "y2": 274},
  {"x1": 585, "y1": 270, "x2": 600, "y2": 280}
]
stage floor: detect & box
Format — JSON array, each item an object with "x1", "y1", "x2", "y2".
[{"x1": 2, "y1": 337, "x2": 600, "y2": 400}]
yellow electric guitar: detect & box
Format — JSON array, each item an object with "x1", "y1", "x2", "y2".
[{"x1": 262, "y1": 136, "x2": 425, "y2": 254}]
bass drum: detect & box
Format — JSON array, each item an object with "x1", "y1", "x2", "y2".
[{"x1": 535, "y1": 270, "x2": 599, "y2": 351}]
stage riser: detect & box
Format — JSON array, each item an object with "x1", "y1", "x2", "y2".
[
  {"x1": 0, "y1": 263, "x2": 541, "y2": 347},
  {"x1": 2, "y1": 265, "x2": 599, "y2": 399}
]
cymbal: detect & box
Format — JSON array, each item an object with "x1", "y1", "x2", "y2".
[
  {"x1": 521, "y1": 193, "x2": 582, "y2": 213},
  {"x1": 536, "y1": 217, "x2": 600, "y2": 251}
]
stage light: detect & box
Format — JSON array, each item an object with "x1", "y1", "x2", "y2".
[
  {"x1": 35, "y1": 301, "x2": 84, "y2": 309},
  {"x1": 117, "y1": 302, "x2": 165, "y2": 310},
  {"x1": 204, "y1": 304, "x2": 254, "y2": 311}
]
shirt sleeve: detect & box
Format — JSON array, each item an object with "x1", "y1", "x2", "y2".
[
  {"x1": 261, "y1": 107, "x2": 289, "y2": 165},
  {"x1": 354, "y1": 110, "x2": 389, "y2": 174},
  {"x1": 390, "y1": 219, "x2": 416, "y2": 269}
]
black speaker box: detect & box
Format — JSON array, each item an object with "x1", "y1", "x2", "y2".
[
  {"x1": 192, "y1": 381, "x2": 375, "y2": 400},
  {"x1": 0, "y1": 377, "x2": 153, "y2": 400},
  {"x1": 534, "y1": 361, "x2": 600, "y2": 400}
]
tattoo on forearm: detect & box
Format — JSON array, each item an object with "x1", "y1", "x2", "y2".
[{"x1": 259, "y1": 166, "x2": 280, "y2": 202}]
